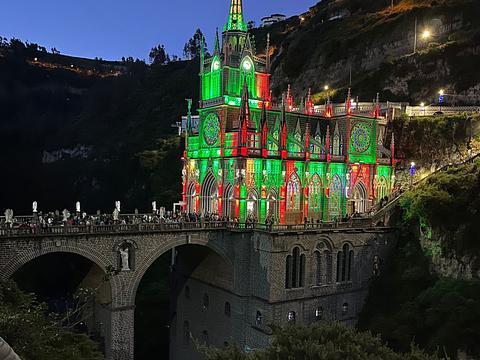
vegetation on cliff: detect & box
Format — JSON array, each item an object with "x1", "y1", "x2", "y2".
[
  {"x1": 0, "y1": 280, "x2": 104, "y2": 360},
  {"x1": 203, "y1": 322, "x2": 441, "y2": 360}
]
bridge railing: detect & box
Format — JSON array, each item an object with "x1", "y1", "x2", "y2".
[{"x1": 0, "y1": 217, "x2": 389, "y2": 238}]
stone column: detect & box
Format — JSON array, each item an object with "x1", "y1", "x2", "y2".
[{"x1": 106, "y1": 305, "x2": 135, "y2": 360}]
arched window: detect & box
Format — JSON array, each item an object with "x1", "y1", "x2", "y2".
[
  {"x1": 224, "y1": 302, "x2": 231, "y2": 317},
  {"x1": 240, "y1": 56, "x2": 255, "y2": 98},
  {"x1": 201, "y1": 171, "x2": 218, "y2": 215},
  {"x1": 328, "y1": 175, "x2": 343, "y2": 220},
  {"x1": 314, "y1": 251, "x2": 322, "y2": 285},
  {"x1": 256, "y1": 310, "x2": 263, "y2": 325},
  {"x1": 285, "y1": 246, "x2": 305, "y2": 289},
  {"x1": 186, "y1": 182, "x2": 197, "y2": 214},
  {"x1": 266, "y1": 189, "x2": 278, "y2": 220},
  {"x1": 185, "y1": 286, "x2": 190, "y2": 299},
  {"x1": 246, "y1": 189, "x2": 259, "y2": 221},
  {"x1": 376, "y1": 176, "x2": 388, "y2": 203},
  {"x1": 324, "y1": 249, "x2": 333, "y2": 284},
  {"x1": 287, "y1": 311, "x2": 296, "y2": 323},
  {"x1": 210, "y1": 56, "x2": 222, "y2": 99},
  {"x1": 183, "y1": 321, "x2": 190, "y2": 345},
  {"x1": 352, "y1": 182, "x2": 368, "y2": 214},
  {"x1": 337, "y1": 244, "x2": 353, "y2": 282},
  {"x1": 287, "y1": 173, "x2": 301, "y2": 211},
  {"x1": 223, "y1": 182, "x2": 234, "y2": 219},
  {"x1": 333, "y1": 133, "x2": 340, "y2": 156},
  {"x1": 203, "y1": 293, "x2": 209, "y2": 310},
  {"x1": 308, "y1": 175, "x2": 323, "y2": 220}
]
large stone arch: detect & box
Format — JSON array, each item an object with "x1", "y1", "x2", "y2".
[
  {"x1": 0, "y1": 242, "x2": 113, "y2": 281},
  {"x1": 127, "y1": 235, "x2": 233, "y2": 305}
]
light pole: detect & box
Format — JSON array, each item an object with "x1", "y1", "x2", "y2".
[{"x1": 413, "y1": 17, "x2": 431, "y2": 54}]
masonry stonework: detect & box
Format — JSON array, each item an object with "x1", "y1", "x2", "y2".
[{"x1": 0, "y1": 227, "x2": 395, "y2": 360}]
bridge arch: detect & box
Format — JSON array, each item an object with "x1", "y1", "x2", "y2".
[
  {"x1": 0, "y1": 242, "x2": 113, "y2": 281},
  {"x1": 128, "y1": 235, "x2": 233, "y2": 305}
]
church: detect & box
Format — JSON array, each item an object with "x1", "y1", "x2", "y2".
[{"x1": 182, "y1": 0, "x2": 395, "y2": 224}]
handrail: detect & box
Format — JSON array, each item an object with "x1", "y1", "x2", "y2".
[{"x1": 0, "y1": 219, "x2": 392, "y2": 238}]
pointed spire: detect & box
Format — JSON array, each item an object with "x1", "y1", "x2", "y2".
[
  {"x1": 373, "y1": 92, "x2": 381, "y2": 118},
  {"x1": 225, "y1": 0, "x2": 247, "y2": 32},
  {"x1": 305, "y1": 121, "x2": 311, "y2": 160},
  {"x1": 214, "y1": 28, "x2": 220, "y2": 55},
  {"x1": 295, "y1": 119, "x2": 302, "y2": 135},
  {"x1": 286, "y1": 84, "x2": 293, "y2": 112},
  {"x1": 346, "y1": 88, "x2": 352, "y2": 115},
  {"x1": 239, "y1": 78, "x2": 251, "y2": 130},
  {"x1": 305, "y1": 88, "x2": 314, "y2": 115},
  {"x1": 261, "y1": 102, "x2": 268, "y2": 157},
  {"x1": 324, "y1": 97, "x2": 333, "y2": 118},
  {"x1": 326, "y1": 125, "x2": 331, "y2": 162},
  {"x1": 266, "y1": 33, "x2": 271, "y2": 71},
  {"x1": 390, "y1": 132, "x2": 396, "y2": 166}
]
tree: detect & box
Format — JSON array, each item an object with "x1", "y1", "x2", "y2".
[
  {"x1": 183, "y1": 28, "x2": 205, "y2": 60},
  {"x1": 0, "y1": 281, "x2": 104, "y2": 360},
  {"x1": 202, "y1": 322, "x2": 441, "y2": 360},
  {"x1": 149, "y1": 44, "x2": 168, "y2": 65}
]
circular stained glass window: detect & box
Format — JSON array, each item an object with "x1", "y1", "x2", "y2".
[
  {"x1": 203, "y1": 113, "x2": 220, "y2": 146},
  {"x1": 351, "y1": 122, "x2": 371, "y2": 153}
]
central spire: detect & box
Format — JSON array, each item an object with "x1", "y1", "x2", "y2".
[{"x1": 225, "y1": 0, "x2": 247, "y2": 32}]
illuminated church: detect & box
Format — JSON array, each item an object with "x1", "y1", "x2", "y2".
[{"x1": 181, "y1": 0, "x2": 395, "y2": 224}]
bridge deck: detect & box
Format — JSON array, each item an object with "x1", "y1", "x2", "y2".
[{"x1": 0, "y1": 220, "x2": 394, "y2": 238}]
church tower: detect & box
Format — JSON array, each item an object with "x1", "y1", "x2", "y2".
[{"x1": 200, "y1": 0, "x2": 270, "y2": 104}]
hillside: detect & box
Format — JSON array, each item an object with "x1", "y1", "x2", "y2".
[
  {"x1": 0, "y1": 46, "x2": 198, "y2": 213},
  {"x1": 1, "y1": 0, "x2": 480, "y2": 213},
  {"x1": 252, "y1": 0, "x2": 480, "y2": 104}
]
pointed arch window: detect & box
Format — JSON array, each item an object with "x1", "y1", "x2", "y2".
[
  {"x1": 287, "y1": 173, "x2": 301, "y2": 211},
  {"x1": 376, "y1": 176, "x2": 388, "y2": 203},
  {"x1": 210, "y1": 56, "x2": 222, "y2": 99},
  {"x1": 285, "y1": 246, "x2": 305, "y2": 289},
  {"x1": 308, "y1": 175, "x2": 323, "y2": 216},
  {"x1": 314, "y1": 242, "x2": 333, "y2": 285},
  {"x1": 240, "y1": 57, "x2": 255, "y2": 98},
  {"x1": 328, "y1": 175, "x2": 343, "y2": 220},
  {"x1": 201, "y1": 172, "x2": 218, "y2": 215},
  {"x1": 337, "y1": 243, "x2": 354, "y2": 283}
]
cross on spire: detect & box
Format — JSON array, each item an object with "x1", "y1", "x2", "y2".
[{"x1": 226, "y1": 0, "x2": 247, "y2": 32}]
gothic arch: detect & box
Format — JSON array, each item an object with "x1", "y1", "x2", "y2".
[
  {"x1": 352, "y1": 181, "x2": 368, "y2": 214},
  {"x1": 223, "y1": 182, "x2": 234, "y2": 218},
  {"x1": 186, "y1": 182, "x2": 197, "y2": 214},
  {"x1": 308, "y1": 174, "x2": 323, "y2": 221},
  {"x1": 201, "y1": 171, "x2": 219, "y2": 215},
  {"x1": 246, "y1": 188, "x2": 259, "y2": 220},
  {"x1": 266, "y1": 188, "x2": 278, "y2": 220}
]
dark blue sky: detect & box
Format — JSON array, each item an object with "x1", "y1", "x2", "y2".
[{"x1": 2, "y1": 0, "x2": 316, "y2": 61}]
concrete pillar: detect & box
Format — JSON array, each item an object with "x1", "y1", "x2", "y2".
[{"x1": 106, "y1": 305, "x2": 135, "y2": 360}]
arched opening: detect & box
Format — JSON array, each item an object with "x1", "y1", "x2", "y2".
[
  {"x1": 134, "y1": 244, "x2": 233, "y2": 360},
  {"x1": 266, "y1": 189, "x2": 278, "y2": 223},
  {"x1": 246, "y1": 189, "x2": 259, "y2": 223},
  {"x1": 308, "y1": 175, "x2": 323, "y2": 222},
  {"x1": 328, "y1": 175, "x2": 343, "y2": 220},
  {"x1": 286, "y1": 172, "x2": 303, "y2": 224},
  {"x1": 223, "y1": 182, "x2": 234, "y2": 219},
  {"x1": 376, "y1": 176, "x2": 388, "y2": 204},
  {"x1": 351, "y1": 181, "x2": 368, "y2": 215},
  {"x1": 186, "y1": 182, "x2": 197, "y2": 214},
  {"x1": 200, "y1": 172, "x2": 218, "y2": 215},
  {"x1": 12, "y1": 253, "x2": 111, "y2": 352}
]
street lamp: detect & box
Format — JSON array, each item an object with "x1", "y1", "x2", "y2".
[
  {"x1": 421, "y1": 30, "x2": 431, "y2": 40},
  {"x1": 324, "y1": 85, "x2": 329, "y2": 91},
  {"x1": 420, "y1": 102, "x2": 426, "y2": 115}
]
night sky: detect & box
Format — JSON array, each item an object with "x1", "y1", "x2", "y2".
[{"x1": 2, "y1": 0, "x2": 317, "y2": 61}]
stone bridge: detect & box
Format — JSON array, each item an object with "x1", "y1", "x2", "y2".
[{"x1": 0, "y1": 221, "x2": 397, "y2": 360}]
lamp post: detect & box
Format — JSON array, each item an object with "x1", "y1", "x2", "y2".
[
  {"x1": 413, "y1": 17, "x2": 431, "y2": 54},
  {"x1": 438, "y1": 89, "x2": 445, "y2": 112}
]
